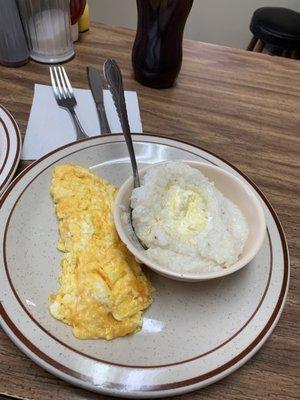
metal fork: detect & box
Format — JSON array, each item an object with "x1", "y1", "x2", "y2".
[{"x1": 50, "y1": 66, "x2": 88, "y2": 140}]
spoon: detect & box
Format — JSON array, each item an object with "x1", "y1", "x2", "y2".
[
  {"x1": 103, "y1": 59, "x2": 140, "y2": 188},
  {"x1": 103, "y1": 59, "x2": 146, "y2": 249}
]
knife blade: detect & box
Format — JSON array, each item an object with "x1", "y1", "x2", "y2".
[{"x1": 87, "y1": 66, "x2": 111, "y2": 134}]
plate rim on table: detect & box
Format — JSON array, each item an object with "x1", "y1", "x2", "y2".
[
  {"x1": 0, "y1": 133, "x2": 289, "y2": 398},
  {"x1": 0, "y1": 104, "x2": 22, "y2": 196}
]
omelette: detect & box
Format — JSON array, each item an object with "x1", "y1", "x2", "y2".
[{"x1": 49, "y1": 164, "x2": 152, "y2": 340}]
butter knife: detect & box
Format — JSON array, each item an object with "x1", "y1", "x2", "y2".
[{"x1": 86, "y1": 66, "x2": 111, "y2": 134}]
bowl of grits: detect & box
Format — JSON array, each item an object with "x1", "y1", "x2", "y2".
[{"x1": 114, "y1": 161, "x2": 266, "y2": 282}]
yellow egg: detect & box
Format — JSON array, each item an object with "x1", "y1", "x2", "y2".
[{"x1": 49, "y1": 164, "x2": 153, "y2": 340}]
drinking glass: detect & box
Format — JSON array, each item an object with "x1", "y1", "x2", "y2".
[{"x1": 132, "y1": 0, "x2": 194, "y2": 88}]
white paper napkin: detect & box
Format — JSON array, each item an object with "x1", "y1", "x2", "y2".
[{"x1": 22, "y1": 84, "x2": 143, "y2": 160}]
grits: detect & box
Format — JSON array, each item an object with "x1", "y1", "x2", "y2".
[{"x1": 131, "y1": 162, "x2": 249, "y2": 273}]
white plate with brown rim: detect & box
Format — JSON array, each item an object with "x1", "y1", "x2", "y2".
[
  {"x1": 0, "y1": 105, "x2": 22, "y2": 196},
  {"x1": 0, "y1": 134, "x2": 289, "y2": 398}
]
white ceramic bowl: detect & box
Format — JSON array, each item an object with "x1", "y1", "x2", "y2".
[{"x1": 114, "y1": 160, "x2": 266, "y2": 282}]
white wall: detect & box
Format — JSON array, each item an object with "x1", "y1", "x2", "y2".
[{"x1": 88, "y1": 0, "x2": 300, "y2": 48}]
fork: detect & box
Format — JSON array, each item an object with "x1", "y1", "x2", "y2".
[{"x1": 50, "y1": 66, "x2": 88, "y2": 140}]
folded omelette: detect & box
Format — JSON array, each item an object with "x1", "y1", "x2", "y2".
[{"x1": 49, "y1": 164, "x2": 152, "y2": 340}]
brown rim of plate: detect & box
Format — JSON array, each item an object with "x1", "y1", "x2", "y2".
[
  {"x1": 0, "y1": 104, "x2": 21, "y2": 194},
  {"x1": 0, "y1": 118, "x2": 10, "y2": 175},
  {"x1": 0, "y1": 133, "x2": 289, "y2": 393},
  {"x1": 2, "y1": 138, "x2": 273, "y2": 369}
]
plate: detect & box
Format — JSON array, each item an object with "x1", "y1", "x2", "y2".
[
  {"x1": 0, "y1": 105, "x2": 22, "y2": 196},
  {"x1": 0, "y1": 134, "x2": 289, "y2": 398}
]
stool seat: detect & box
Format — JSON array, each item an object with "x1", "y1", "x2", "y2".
[{"x1": 250, "y1": 7, "x2": 300, "y2": 49}]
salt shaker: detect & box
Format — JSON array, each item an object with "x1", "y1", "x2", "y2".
[
  {"x1": 18, "y1": 0, "x2": 74, "y2": 64},
  {"x1": 0, "y1": 0, "x2": 29, "y2": 67}
]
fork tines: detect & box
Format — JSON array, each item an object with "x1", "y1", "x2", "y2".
[{"x1": 50, "y1": 66, "x2": 74, "y2": 100}]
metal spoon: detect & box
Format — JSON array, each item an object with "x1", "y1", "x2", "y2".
[
  {"x1": 103, "y1": 59, "x2": 140, "y2": 188},
  {"x1": 103, "y1": 59, "x2": 146, "y2": 249}
]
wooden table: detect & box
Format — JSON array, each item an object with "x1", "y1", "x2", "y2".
[{"x1": 0, "y1": 22, "x2": 299, "y2": 400}]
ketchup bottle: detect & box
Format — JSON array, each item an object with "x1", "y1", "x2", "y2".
[
  {"x1": 70, "y1": 0, "x2": 86, "y2": 24},
  {"x1": 132, "y1": 0, "x2": 193, "y2": 89}
]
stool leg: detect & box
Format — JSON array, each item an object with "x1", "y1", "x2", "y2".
[
  {"x1": 291, "y1": 49, "x2": 299, "y2": 60},
  {"x1": 253, "y1": 39, "x2": 264, "y2": 53},
  {"x1": 268, "y1": 45, "x2": 284, "y2": 56},
  {"x1": 247, "y1": 36, "x2": 258, "y2": 51},
  {"x1": 282, "y1": 49, "x2": 291, "y2": 58}
]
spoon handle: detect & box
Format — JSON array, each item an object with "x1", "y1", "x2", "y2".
[{"x1": 103, "y1": 59, "x2": 140, "y2": 188}]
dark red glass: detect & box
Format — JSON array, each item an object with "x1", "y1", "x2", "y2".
[{"x1": 132, "y1": 0, "x2": 193, "y2": 89}]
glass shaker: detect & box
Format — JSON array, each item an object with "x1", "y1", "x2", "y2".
[
  {"x1": 18, "y1": 0, "x2": 74, "y2": 63},
  {"x1": 0, "y1": 0, "x2": 29, "y2": 67}
]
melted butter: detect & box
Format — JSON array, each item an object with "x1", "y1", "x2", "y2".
[{"x1": 159, "y1": 185, "x2": 207, "y2": 240}]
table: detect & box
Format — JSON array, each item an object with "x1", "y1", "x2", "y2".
[{"x1": 0, "y1": 22, "x2": 299, "y2": 400}]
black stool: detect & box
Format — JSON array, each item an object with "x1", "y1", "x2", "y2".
[{"x1": 247, "y1": 7, "x2": 300, "y2": 59}]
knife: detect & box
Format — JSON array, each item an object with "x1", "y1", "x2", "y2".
[{"x1": 87, "y1": 66, "x2": 111, "y2": 134}]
